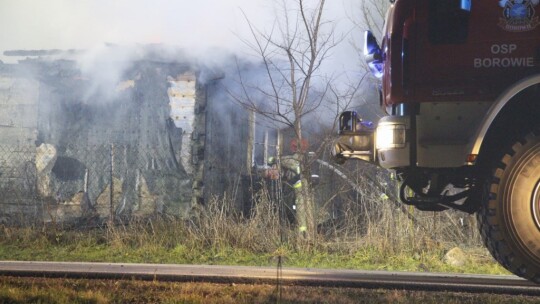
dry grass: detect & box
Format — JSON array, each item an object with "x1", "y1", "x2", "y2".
[
  {"x1": 314, "y1": 167, "x2": 484, "y2": 254},
  {"x1": 0, "y1": 276, "x2": 537, "y2": 304},
  {"x1": 0, "y1": 182, "x2": 504, "y2": 274},
  {"x1": 188, "y1": 190, "x2": 286, "y2": 253}
]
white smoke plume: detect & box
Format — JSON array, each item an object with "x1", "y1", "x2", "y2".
[
  {"x1": 0, "y1": 0, "x2": 359, "y2": 72},
  {"x1": 0, "y1": 0, "x2": 365, "y2": 129}
]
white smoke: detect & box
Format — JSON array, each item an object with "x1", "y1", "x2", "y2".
[
  {"x1": 0, "y1": 0, "x2": 365, "y2": 129},
  {"x1": 0, "y1": 0, "x2": 270, "y2": 62},
  {"x1": 0, "y1": 0, "x2": 358, "y2": 72},
  {"x1": 76, "y1": 44, "x2": 140, "y2": 102}
]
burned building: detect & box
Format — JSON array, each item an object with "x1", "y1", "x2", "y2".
[{"x1": 0, "y1": 48, "x2": 254, "y2": 225}]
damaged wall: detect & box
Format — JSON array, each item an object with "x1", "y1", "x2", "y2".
[
  {"x1": 203, "y1": 79, "x2": 252, "y2": 212},
  {"x1": 0, "y1": 71, "x2": 41, "y2": 223},
  {"x1": 0, "y1": 52, "x2": 249, "y2": 225}
]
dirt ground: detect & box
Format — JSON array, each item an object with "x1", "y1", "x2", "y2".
[{"x1": 0, "y1": 276, "x2": 539, "y2": 304}]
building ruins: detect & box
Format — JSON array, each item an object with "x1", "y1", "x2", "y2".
[{"x1": 0, "y1": 48, "x2": 255, "y2": 225}]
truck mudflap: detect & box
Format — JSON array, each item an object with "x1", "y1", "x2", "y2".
[{"x1": 332, "y1": 111, "x2": 375, "y2": 163}]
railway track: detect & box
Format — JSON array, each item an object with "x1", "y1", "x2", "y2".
[{"x1": 1, "y1": 261, "x2": 540, "y2": 296}]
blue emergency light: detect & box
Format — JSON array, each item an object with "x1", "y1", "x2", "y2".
[{"x1": 461, "y1": 0, "x2": 471, "y2": 11}]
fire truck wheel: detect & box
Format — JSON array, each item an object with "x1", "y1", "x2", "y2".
[{"x1": 478, "y1": 131, "x2": 540, "y2": 282}]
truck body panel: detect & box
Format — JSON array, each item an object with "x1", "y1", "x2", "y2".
[
  {"x1": 383, "y1": 0, "x2": 540, "y2": 107},
  {"x1": 333, "y1": 0, "x2": 540, "y2": 283}
]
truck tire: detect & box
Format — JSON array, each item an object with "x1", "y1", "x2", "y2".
[{"x1": 478, "y1": 131, "x2": 540, "y2": 281}]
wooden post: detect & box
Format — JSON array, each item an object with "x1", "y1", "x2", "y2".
[
  {"x1": 247, "y1": 111, "x2": 255, "y2": 173},
  {"x1": 109, "y1": 144, "x2": 114, "y2": 226},
  {"x1": 263, "y1": 130, "x2": 268, "y2": 165}
]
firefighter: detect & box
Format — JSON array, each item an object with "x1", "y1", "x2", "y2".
[{"x1": 268, "y1": 154, "x2": 308, "y2": 234}]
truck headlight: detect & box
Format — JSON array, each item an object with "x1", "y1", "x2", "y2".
[{"x1": 376, "y1": 123, "x2": 406, "y2": 150}]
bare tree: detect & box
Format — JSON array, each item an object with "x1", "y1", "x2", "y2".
[
  {"x1": 358, "y1": 0, "x2": 389, "y2": 39},
  {"x1": 232, "y1": 0, "x2": 346, "y2": 241}
]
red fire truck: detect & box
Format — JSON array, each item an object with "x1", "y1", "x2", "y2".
[{"x1": 333, "y1": 0, "x2": 540, "y2": 281}]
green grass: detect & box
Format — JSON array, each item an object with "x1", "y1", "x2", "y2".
[
  {"x1": 0, "y1": 224, "x2": 508, "y2": 275},
  {"x1": 0, "y1": 227, "x2": 516, "y2": 303},
  {"x1": 0, "y1": 191, "x2": 510, "y2": 277}
]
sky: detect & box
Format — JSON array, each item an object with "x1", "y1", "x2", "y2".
[{"x1": 0, "y1": 0, "x2": 364, "y2": 73}]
